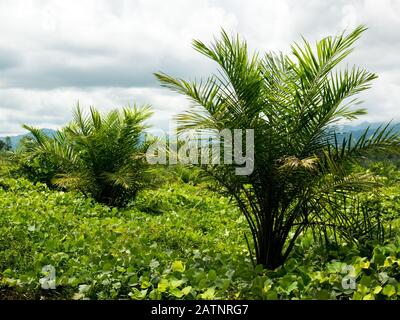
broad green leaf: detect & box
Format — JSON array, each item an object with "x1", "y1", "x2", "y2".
[
  {"x1": 362, "y1": 293, "x2": 375, "y2": 300},
  {"x1": 169, "y1": 278, "x2": 184, "y2": 289},
  {"x1": 171, "y1": 261, "x2": 185, "y2": 273},
  {"x1": 207, "y1": 269, "x2": 217, "y2": 282},
  {"x1": 199, "y1": 287, "x2": 215, "y2": 300},
  {"x1": 170, "y1": 288, "x2": 184, "y2": 298},
  {"x1": 157, "y1": 279, "x2": 169, "y2": 293},
  {"x1": 129, "y1": 288, "x2": 148, "y2": 300},
  {"x1": 140, "y1": 280, "x2": 151, "y2": 289},
  {"x1": 373, "y1": 286, "x2": 382, "y2": 294},
  {"x1": 382, "y1": 285, "x2": 396, "y2": 297},
  {"x1": 383, "y1": 256, "x2": 396, "y2": 267},
  {"x1": 182, "y1": 286, "x2": 192, "y2": 295},
  {"x1": 359, "y1": 260, "x2": 370, "y2": 269},
  {"x1": 357, "y1": 284, "x2": 369, "y2": 296}
]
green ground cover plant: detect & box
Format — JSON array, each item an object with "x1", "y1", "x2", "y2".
[{"x1": 0, "y1": 177, "x2": 399, "y2": 300}]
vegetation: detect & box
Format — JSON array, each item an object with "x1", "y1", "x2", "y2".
[
  {"x1": 0, "y1": 26, "x2": 399, "y2": 300},
  {"x1": 18, "y1": 105, "x2": 154, "y2": 207},
  {"x1": 155, "y1": 26, "x2": 399, "y2": 269},
  {"x1": 0, "y1": 177, "x2": 399, "y2": 300},
  {"x1": 0, "y1": 137, "x2": 12, "y2": 152}
]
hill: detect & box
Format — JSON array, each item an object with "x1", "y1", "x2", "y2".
[
  {"x1": 0, "y1": 129, "x2": 56, "y2": 149},
  {"x1": 1, "y1": 122, "x2": 399, "y2": 150}
]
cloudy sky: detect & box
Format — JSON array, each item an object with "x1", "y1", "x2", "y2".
[{"x1": 0, "y1": 0, "x2": 399, "y2": 135}]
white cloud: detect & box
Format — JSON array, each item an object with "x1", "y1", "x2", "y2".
[
  {"x1": 0, "y1": 0, "x2": 400, "y2": 135},
  {"x1": 0, "y1": 87, "x2": 189, "y2": 135}
]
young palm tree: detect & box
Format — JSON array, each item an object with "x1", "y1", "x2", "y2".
[
  {"x1": 23, "y1": 104, "x2": 153, "y2": 207},
  {"x1": 155, "y1": 26, "x2": 399, "y2": 269}
]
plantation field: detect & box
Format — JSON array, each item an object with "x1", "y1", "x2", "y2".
[
  {"x1": 1, "y1": 26, "x2": 400, "y2": 302},
  {"x1": 1, "y1": 178, "x2": 399, "y2": 300}
]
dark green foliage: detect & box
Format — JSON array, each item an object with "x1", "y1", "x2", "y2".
[
  {"x1": 10, "y1": 136, "x2": 59, "y2": 185},
  {"x1": 0, "y1": 137, "x2": 11, "y2": 151},
  {"x1": 20, "y1": 104, "x2": 154, "y2": 207},
  {"x1": 311, "y1": 193, "x2": 389, "y2": 256},
  {"x1": 166, "y1": 165, "x2": 207, "y2": 185}
]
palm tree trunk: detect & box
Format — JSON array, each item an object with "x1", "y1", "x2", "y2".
[
  {"x1": 256, "y1": 236, "x2": 285, "y2": 269},
  {"x1": 256, "y1": 210, "x2": 285, "y2": 269}
]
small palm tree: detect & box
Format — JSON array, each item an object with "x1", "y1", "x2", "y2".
[
  {"x1": 156, "y1": 26, "x2": 399, "y2": 269},
  {"x1": 23, "y1": 104, "x2": 153, "y2": 207}
]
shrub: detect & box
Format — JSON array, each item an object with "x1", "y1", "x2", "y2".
[{"x1": 21, "y1": 104, "x2": 154, "y2": 207}]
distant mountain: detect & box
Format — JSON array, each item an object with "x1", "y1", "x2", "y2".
[
  {"x1": 1, "y1": 122, "x2": 399, "y2": 150},
  {"x1": 0, "y1": 128, "x2": 56, "y2": 149},
  {"x1": 333, "y1": 122, "x2": 400, "y2": 141}
]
